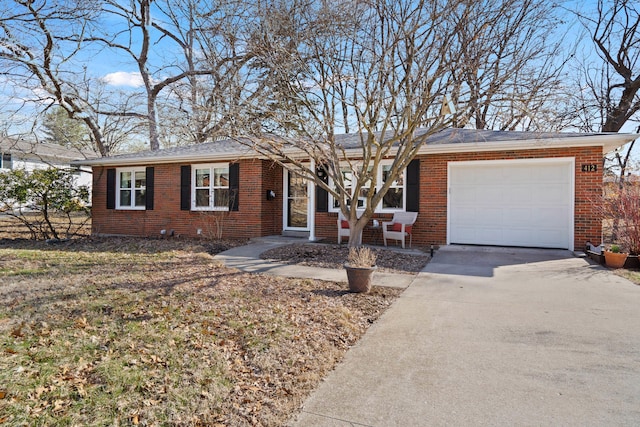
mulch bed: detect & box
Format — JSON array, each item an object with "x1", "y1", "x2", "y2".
[{"x1": 261, "y1": 243, "x2": 431, "y2": 273}]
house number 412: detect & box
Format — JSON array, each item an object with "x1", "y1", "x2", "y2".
[{"x1": 581, "y1": 164, "x2": 598, "y2": 172}]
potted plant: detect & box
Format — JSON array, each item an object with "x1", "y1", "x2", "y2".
[
  {"x1": 604, "y1": 244, "x2": 628, "y2": 269},
  {"x1": 344, "y1": 246, "x2": 377, "y2": 293}
]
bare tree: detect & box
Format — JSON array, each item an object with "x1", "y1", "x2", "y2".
[
  {"x1": 244, "y1": 0, "x2": 578, "y2": 245},
  {"x1": 0, "y1": 0, "x2": 111, "y2": 155},
  {"x1": 447, "y1": 0, "x2": 570, "y2": 131},
  {"x1": 159, "y1": 0, "x2": 270, "y2": 144},
  {"x1": 570, "y1": 0, "x2": 640, "y2": 241},
  {"x1": 573, "y1": 0, "x2": 640, "y2": 133},
  {"x1": 593, "y1": 0, "x2": 640, "y2": 134},
  {"x1": 83, "y1": 0, "x2": 189, "y2": 151},
  {"x1": 241, "y1": 0, "x2": 464, "y2": 245},
  {"x1": 76, "y1": 77, "x2": 147, "y2": 154},
  {"x1": 573, "y1": 3, "x2": 640, "y2": 178},
  {"x1": 82, "y1": 0, "x2": 270, "y2": 150},
  {"x1": 1, "y1": 0, "x2": 269, "y2": 152}
]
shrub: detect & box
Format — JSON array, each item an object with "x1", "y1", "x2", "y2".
[
  {"x1": 0, "y1": 167, "x2": 90, "y2": 240},
  {"x1": 600, "y1": 184, "x2": 640, "y2": 255}
]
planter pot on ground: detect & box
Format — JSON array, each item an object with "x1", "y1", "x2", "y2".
[
  {"x1": 604, "y1": 251, "x2": 628, "y2": 269},
  {"x1": 344, "y1": 264, "x2": 377, "y2": 293}
]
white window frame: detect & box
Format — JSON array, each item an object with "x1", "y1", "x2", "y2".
[
  {"x1": 116, "y1": 167, "x2": 147, "y2": 210},
  {"x1": 191, "y1": 163, "x2": 230, "y2": 211},
  {"x1": 328, "y1": 160, "x2": 406, "y2": 213},
  {"x1": 283, "y1": 168, "x2": 312, "y2": 231},
  {"x1": 0, "y1": 152, "x2": 11, "y2": 170},
  {"x1": 380, "y1": 163, "x2": 405, "y2": 210}
]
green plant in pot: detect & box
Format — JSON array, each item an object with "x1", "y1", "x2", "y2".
[
  {"x1": 604, "y1": 244, "x2": 628, "y2": 269},
  {"x1": 344, "y1": 247, "x2": 377, "y2": 293}
]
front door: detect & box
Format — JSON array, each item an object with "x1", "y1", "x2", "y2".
[{"x1": 284, "y1": 170, "x2": 310, "y2": 230}]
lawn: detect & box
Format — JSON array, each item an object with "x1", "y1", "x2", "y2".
[
  {"x1": 615, "y1": 269, "x2": 640, "y2": 285},
  {"x1": 0, "y1": 237, "x2": 401, "y2": 426}
]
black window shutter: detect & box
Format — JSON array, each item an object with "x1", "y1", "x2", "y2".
[
  {"x1": 106, "y1": 168, "x2": 116, "y2": 210},
  {"x1": 145, "y1": 167, "x2": 154, "y2": 210},
  {"x1": 316, "y1": 166, "x2": 329, "y2": 212},
  {"x1": 406, "y1": 159, "x2": 420, "y2": 212},
  {"x1": 228, "y1": 163, "x2": 239, "y2": 211},
  {"x1": 180, "y1": 165, "x2": 191, "y2": 211}
]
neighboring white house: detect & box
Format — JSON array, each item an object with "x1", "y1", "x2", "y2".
[{"x1": 0, "y1": 136, "x2": 95, "y2": 191}]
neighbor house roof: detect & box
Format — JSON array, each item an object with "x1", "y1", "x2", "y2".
[
  {"x1": 73, "y1": 128, "x2": 637, "y2": 167},
  {"x1": 0, "y1": 137, "x2": 97, "y2": 163}
]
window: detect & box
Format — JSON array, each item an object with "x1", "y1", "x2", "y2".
[
  {"x1": 1, "y1": 153, "x2": 11, "y2": 170},
  {"x1": 382, "y1": 164, "x2": 404, "y2": 209},
  {"x1": 117, "y1": 167, "x2": 146, "y2": 209},
  {"x1": 332, "y1": 166, "x2": 374, "y2": 209},
  {"x1": 192, "y1": 164, "x2": 229, "y2": 210},
  {"x1": 330, "y1": 161, "x2": 405, "y2": 212},
  {"x1": 333, "y1": 169, "x2": 354, "y2": 209}
]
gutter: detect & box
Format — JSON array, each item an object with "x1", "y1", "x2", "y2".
[
  {"x1": 73, "y1": 133, "x2": 637, "y2": 167},
  {"x1": 414, "y1": 133, "x2": 637, "y2": 156},
  {"x1": 73, "y1": 147, "x2": 259, "y2": 167}
]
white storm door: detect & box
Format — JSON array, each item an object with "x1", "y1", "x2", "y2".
[{"x1": 284, "y1": 170, "x2": 311, "y2": 230}]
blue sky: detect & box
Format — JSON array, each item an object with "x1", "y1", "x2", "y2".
[{"x1": 1, "y1": 0, "x2": 637, "y2": 140}]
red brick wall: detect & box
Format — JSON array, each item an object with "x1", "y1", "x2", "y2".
[
  {"x1": 91, "y1": 159, "x2": 283, "y2": 239},
  {"x1": 314, "y1": 146, "x2": 603, "y2": 250},
  {"x1": 92, "y1": 146, "x2": 602, "y2": 250}
]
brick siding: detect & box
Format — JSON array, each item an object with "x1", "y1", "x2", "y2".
[
  {"x1": 91, "y1": 159, "x2": 282, "y2": 239},
  {"x1": 91, "y1": 146, "x2": 602, "y2": 250},
  {"x1": 314, "y1": 146, "x2": 602, "y2": 250}
]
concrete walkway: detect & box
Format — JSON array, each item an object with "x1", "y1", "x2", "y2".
[
  {"x1": 214, "y1": 236, "x2": 417, "y2": 289},
  {"x1": 216, "y1": 240, "x2": 640, "y2": 426}
]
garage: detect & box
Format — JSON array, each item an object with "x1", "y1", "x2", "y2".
[{"x1": 448, "y1": 158, "x2": 574, "y2": 250}]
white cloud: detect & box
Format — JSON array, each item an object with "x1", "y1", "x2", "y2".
[{"x1": 102, "y1": 71, "x2": 144, "y2": 88}]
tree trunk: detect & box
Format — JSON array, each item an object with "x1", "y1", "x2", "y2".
[
  {"x1": 603, "y1": 84, "x2": 640, "y2": 133},
  {"x1": 348, "y1": 216, "x2": 367, "y2": 247},
  {"x1": 148, "y1": 94, "x2": 160, "y2": 151}
]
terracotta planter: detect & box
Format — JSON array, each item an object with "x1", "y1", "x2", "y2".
[
  {"x1": 604, "y1": 251, "x2": 628, "y2": 269},
  {"x1": 344, "y1": 264, "x2": 377, "y2": 293}
]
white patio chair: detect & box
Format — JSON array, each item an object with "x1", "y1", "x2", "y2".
[{"x1": 382, "y1": 212, "x2": 418, "y2": 249}]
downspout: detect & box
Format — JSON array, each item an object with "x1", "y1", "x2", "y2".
[{"x1": 309, "y1": 159, "x2": 317, "y2": 242}]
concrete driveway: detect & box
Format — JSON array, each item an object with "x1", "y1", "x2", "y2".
[{"x1": 289, "y1": 246, "x2": 640, "y2": 426}]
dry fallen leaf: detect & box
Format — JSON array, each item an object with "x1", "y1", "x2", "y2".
[
  {"x1": 52, "y1": 399, "x2": 65, "y2": 412},
  {"x1": 0, "y1": 236, "x2": 401, "y2": 426},
  {"x1": 74, "y1": 317, "x2": 88, "y2": 329},
  {"x1": 34, "y1": 386, "x2": 47, "y2": 399},
  {"x1": 10, "y1": 323, "x2": 24, "y2": 338},
  {"x1": 0, "y1": 390, "x2": 7, "y2": 399}
]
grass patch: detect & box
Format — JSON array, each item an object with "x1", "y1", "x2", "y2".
[
  {"x1": 615, "y1": 269, "x2": 640, "y2": 285},
  {"x1": 0, "y1": 237, "x2": 401, "y2": 425}
]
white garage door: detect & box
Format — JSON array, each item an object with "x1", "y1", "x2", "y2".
[{"x1": 448, "y1": 159, "x2": 574, "y2": 249}]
